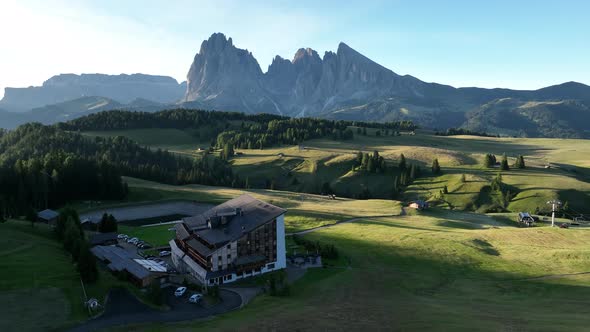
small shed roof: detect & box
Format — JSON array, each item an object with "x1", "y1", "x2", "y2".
[
  {"x1": 37, "y1": 209, "x2": 59, "y2": 220},
  {"x1": 89, "y1": 232, "x2": 118, "y2": 246},
  {"x1": 90, "y1": 245, "x2": 157, "y2": 280}
]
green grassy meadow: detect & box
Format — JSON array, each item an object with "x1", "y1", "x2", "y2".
[
  {"x1": 84, "y1": 127, "x2": 590, "y2": 215},
  {"x1": 24, "y1": 127, "x2": 590, "y2": 331},
  {"x1": 111, "y1": 207, "x2": 590, "y2": 331},
  {"x1": 0, "y1": 220, "x2": 134, "y2": 331}
]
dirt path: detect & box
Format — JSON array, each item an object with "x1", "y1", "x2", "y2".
[
  {"x1": 287, "y1": 214, "x2": 399, "y2": 236},
  {"x1": 519, "y1": 271, "x2": 590, "y2": 281}
]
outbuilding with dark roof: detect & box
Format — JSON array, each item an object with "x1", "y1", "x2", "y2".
[{"x1": 37, "y1": 209, "x2": 59, "y2": 225}]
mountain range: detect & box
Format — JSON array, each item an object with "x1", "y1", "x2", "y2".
[
  {"x1": 0, "y1": 73, "x2": 185, "y2": 112},
  {"x1": 1, "y1": 32, "x2": 590, "y2": 137}
]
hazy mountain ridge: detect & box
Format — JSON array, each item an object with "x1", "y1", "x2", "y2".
[
  {"x1": 0, "y1": 73, "x2": 186, "y2": 111},
  {"x1": 0, "y1": 96, "x2": 169, "y2": 129}
]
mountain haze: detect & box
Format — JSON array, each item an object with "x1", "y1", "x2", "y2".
[{"x1": 0, "y1": 73, "x2": 186, "y2": 111}]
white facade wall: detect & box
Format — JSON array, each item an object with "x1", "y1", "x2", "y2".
[{"x1": 275, "y1": 214, "x2": 287, "y2": 269}]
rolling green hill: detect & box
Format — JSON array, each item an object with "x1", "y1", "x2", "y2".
[
  {"x1": 464, "y1": 98, "x2": 590, "y2": 138},
  {"x1": 82, "y1": 123, "x2": 590, "y2": 215}
]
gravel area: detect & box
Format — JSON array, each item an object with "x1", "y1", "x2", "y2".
[{"x1": 80, "y1": 201, "x2": 213, "y2": 223}]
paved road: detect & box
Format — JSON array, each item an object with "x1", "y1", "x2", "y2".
[
  {"x1": 287, "y1": 214, "x2": 399, "y2": 236},
  {"x1": 69, "y1": 287, "x2": 242, "y2": 332},
  {"x1": 80, "y1": 201, "x2": 213, "y2": 223}
]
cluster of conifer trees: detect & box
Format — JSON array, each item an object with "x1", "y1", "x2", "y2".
[
  {"x1": 0, "y1": 123, "x2": 237, "y2": 217},
  {"x1": 60, "y1": 109, "x2": 416, "y2": 151}
]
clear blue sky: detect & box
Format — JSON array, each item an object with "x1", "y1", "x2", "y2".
[{"x1": 1, "y1": 0, "x2": 589, "y2": 97}]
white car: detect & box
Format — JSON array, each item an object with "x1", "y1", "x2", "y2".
[
  {"x1": 189, "y1": 293, "x2": 203, "y2": 303},
  {"x1": 159, "y1": 250, "x2": 171, "y2": 257},
  {"x1": 128, "y1": 237, "x2": 139, "y2": 244},
  {"x1": 174, "y1": 287, "x2": 187, "y2": 297}
]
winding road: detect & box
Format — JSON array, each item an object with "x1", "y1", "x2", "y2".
[
  {"x1": 287, "y1": 214, "x2": 400, "y2": 236},
  {"x1": 69, "y1": 287, "x2": 242, "y2": 332}
]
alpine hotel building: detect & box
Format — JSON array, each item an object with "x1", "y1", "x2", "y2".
[{"x1": 169, "y1": 195, "x2": 287, "y2": 285}]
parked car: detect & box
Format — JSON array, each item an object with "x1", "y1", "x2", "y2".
[
  {"x1": 174, "y1": 287, "x2": 187, "y2": 297},
  {"x1": 141, "y1": 244, "x2": 152, "y2": 249},
  {"x1": 136, "y1": 241, "x2": 145, "y2": 247},
  {"x1": 127, "y1": 237, "x2": 138, "y2": 244},
  {"x1": 117, "y1": 234, "x2": 128, "y2": 239},
  {"x1": 159, "y1": 250, "x2": 171, "y2": 257},
  {"x1": 560, "y1": 223, "x2": 570, "y2": 229},
  {"x1": 189, "y1": 293, "x2": 203, "y2": 303}
]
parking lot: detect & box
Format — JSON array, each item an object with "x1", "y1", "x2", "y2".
[
  {"x1": 166, "y1": 286, "x2": 206, "y2": 312},
  {"x1": 69, "y1": 287, "x2": 242, "y2": 332}
]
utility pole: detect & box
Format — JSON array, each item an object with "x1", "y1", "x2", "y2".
[{"x1": 547, "y1": 200, "x2": 562, "y2": 227}]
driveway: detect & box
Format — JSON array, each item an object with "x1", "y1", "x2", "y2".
[
  {"x1": 69, "y1": 287, "x2": 242, "y2": 332},
  {"x1": 80, "y1": 201, "x2": 213, "y2": 223}
]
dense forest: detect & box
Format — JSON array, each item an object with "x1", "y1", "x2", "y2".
[
  {"x1": 435, "y1": 128, "x2": 499, "y2": 137},
  {"x1": 0, "y1": 123, "x2": 238, "y2": 217},
  {"x1": 59, "y1": 109, "x2": 416, "y2": 149}
]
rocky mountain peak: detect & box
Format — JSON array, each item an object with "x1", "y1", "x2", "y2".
[
  {"x1": 199, "y1": 32, "x2": 233, "y2": 54},
  {"x1": 293, "y1": 48, "x2": 321, "y2": 64}
]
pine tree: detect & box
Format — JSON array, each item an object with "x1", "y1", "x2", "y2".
[
  {"x1": 392, "y1": 176, "x2": 399, "y2": 197},
  {"x1": 356, "y1": 151, "x2": 363, "y2": 166},
  {"x1": 483, "y1": 154, "x2": 496, "y2": 168},
  {"x1": 367, "y1": 157, "x2": 375, "y2": 173},
  {"x1": 361, "y1": 153, "x2": 369, "y2": 170},
  {"x1": 500, "y1": 154, "x2": 509, "y2": 170},
  {"x1": 516, "y1": 155, "x2": 526, "y2": 169},
  {"x1": 443, "y1": 185, "x2": 449, "y2": 194},
  {"x1": 78, "y1": 241, "x2": 98, "y2": 283},
  {"x1": 431, "y1": 158, "x2": 441, "y2": 175},
  {"x1": 399, "y1": 154, "x2": 407, "y2": 170},
  {"x1": 409, "y1": 164, "x2": 416, "y2": 180},
  {"x1": 63, "y1": 218, "x2": 80, "y2": 254}
]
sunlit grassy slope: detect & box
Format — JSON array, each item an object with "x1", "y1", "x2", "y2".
[
  {"x1": 86, "y1": 127, "x2": 590, "y2": 214},
  {"x1": 123, "y1": 177, "x2": 401, "y2": 233}
]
